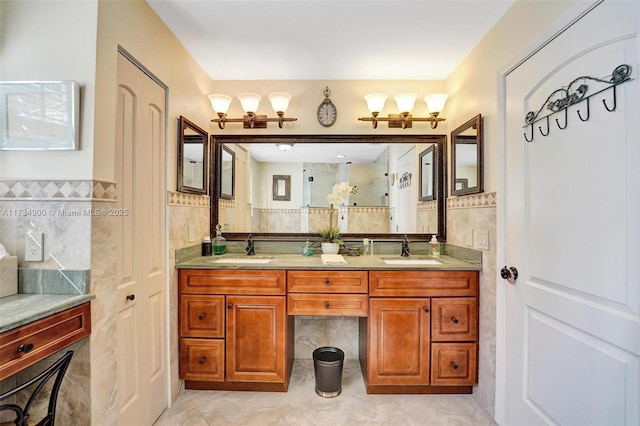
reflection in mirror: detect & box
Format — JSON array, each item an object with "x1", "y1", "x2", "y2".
[
  {"x1": 220, "y1": 145, "x2": 235, "y2": 199},
  {"x1": 451, "y1": 114, "x2": 483, "y2": 196},
  {"x1": 273, "y1": 175, "x2": 291, "y2": 201},
  {"x1": 177, "y1": 116, "x2": 208, "y2": 194},
  {"x1": 212, "y1": 135, "x2": 446, "y2": 241},
  {"x1": 419, "y1": 146, "x2": 436, "y2": 201}
]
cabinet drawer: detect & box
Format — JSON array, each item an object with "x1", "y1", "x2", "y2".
[
  {"x1": 369, "y1": 271, "x2": 478, "y2": 297},
  {"x1": 0, "y1": 303, "x2": 91, "y2": 380},
  {"x1": 180, "y1": 295, "x2": 225, "y2": 338},
  {"x1": 179, "y1": 338, "x2": 224, "y2": 382},
  {"x1": 287, "y1": 294, "x2": 368, "y2": 317},
  {"x1": 431, "y1": 298, "x2": 477, "y2": 342},
  {"x1": 430, "y1": 343, "x2": 477, "y2": 386},
  {"x1": 287, "y1": 270, "x2": 368, "y2": 293},
  {"x1": 179, "y1": 269, "x2": 286, "y2": 295}
]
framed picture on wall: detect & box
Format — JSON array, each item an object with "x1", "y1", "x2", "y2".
[
  {"x1": 272, "y1": 175, "x2": 291, "y2": 201},
  {"x1": 0, "y1": 81, "x2": 80, "y2": 150}
]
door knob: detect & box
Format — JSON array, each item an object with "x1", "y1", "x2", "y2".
[
  {"x1": 500, "y1": 266, "x2": 519, "y2": 284},
  {"x1": 126, "y1": 294, "x2": 135, "y2": 301}
]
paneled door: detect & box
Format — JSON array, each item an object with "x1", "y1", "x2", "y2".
[
  {"x1": 115, "y1": 52, "x2": 168, "y2": 425},
  {"x1": 502, "y1": 1, "x2": 639, "y2": 424}
]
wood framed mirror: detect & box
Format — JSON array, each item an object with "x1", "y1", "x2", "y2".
[
  {"x1": 177, "y1": 116, "x2": 208, "y2": 195},
  {"x1": 419, "y1": 145, "x2": 436, "y2": 201},
  {"x1": 211, "y1": 134, "x2": 446, "y2": 241},
  {"x1": 451, "y1": 114, "x2": 483, "y2": 196},
  {"x1": 220, "y1": 144, "x2": 235, "y2": 200}
]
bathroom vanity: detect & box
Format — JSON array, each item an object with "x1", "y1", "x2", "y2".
[{"x1": 177, "y1": 254, "x2": 479, "y2": 394}]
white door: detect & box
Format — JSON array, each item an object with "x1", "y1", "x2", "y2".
[
  {"x1": 502, "y1": 2, "x2": 639, "y2": 424},
  {"x1": 396, "y1": 146, "x2": 417, "y2": 233},
  {"x1": 115, "y1": 52, "x2": 168, "y2": 425}
]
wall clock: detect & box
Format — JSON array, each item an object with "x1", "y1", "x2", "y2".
[{"x1": 317, "y1": 86, "x2": 337, "y2": 127}]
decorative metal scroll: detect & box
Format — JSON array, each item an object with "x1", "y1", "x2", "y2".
[
  {"x1": 399, "y1": 172, "x2": 412, "y2": 189},
  {"x1": 523, "y1": 64, "x2": 632, "y2": 142}
]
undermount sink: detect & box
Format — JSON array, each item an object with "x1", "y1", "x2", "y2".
[
  {"x1": 381, "y1": 257, "x2": 442, "y2": 265},
  {"x1": 213, "y1": 256, "x2": 273, "y2": 264}
]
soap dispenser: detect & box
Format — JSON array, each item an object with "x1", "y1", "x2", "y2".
[
  {"x1": 213, "y1": 224, "x2": 227, "y2": 255},
  {"x1": 302, "y1": 239, "x2": 314, "y2": 256},
  {"x1": 429, "y1": 235, "x2": 440, "y2": 257}
]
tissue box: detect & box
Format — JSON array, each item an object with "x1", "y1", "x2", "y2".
[{"x1": 0, "y1": 256, "x2": 18, "y2": 298}]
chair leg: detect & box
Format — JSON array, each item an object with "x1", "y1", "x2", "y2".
[{"x1": 0, "y1": 351, "x2": 74, "y2": 426}]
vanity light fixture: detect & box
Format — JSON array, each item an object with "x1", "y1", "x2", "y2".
[
  {"x1": 209, "y1": 92, "x2": 298, "y2": 129},
  {"x1": 358, "y1": 92, "x2": 448, "y2": 129}
]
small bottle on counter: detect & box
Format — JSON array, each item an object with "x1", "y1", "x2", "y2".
[
  {"x1": 302, "y1": 239, "x2": 314, "y2": 256},
  {"x1": 213, "y1": 224, "x2": 226, "y2": 255},
  {"x1": 429, "y1": 235, "x2": 440, "y2": 257},
  {"x1": 202, "y1": 236, "x2": 212, "y2": 256}
]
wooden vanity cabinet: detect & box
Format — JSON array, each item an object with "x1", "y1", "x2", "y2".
[
  {"x1": 178, "y1": 269, "x2": 293, "y2": 391},
  {"x1": 287, "y1": 270, "x2": 368, "y2": 317},
  {"x1": 362, "y1": 270, "x2": 479, "y2": 394}
]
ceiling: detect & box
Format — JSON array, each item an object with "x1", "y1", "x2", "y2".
[{"x1": 146, "y1": 0, "x2": 515, "y2": 81}]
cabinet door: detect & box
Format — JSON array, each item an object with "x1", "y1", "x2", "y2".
[
  {"x1": 368, "y1": 298, "x2": 431, "y2": 385},
  {"x1": 226, "y1": 296, "x2": 287, "y2": 383}
]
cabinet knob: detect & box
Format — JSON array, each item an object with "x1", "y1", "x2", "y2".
[
  {"x1": 198, "y1": 313, "x2": 206, "y2": 320},
  {"x1": 423, "y1": 307, "x2": 430, "y2": 313},
  {"x1": 126, "y1": 294, "x2": 135, "y2": 301},
  {"x1": 199, "y1": 357, "x2": 206, "y2": 365},
  {"x1": 451, "y1": 362, "x2": 458, "y2": 370},
  {"x1": 451, "y1": 317, "x2": 459, "y2": 324},
  {"x1": 325, "y1": 302, "x2": 331, "y2": 309},
  {"x1": 18, "y1": 343, "x2": 34, "y2": 353},
  {"x1": 325, "y1": 279, "x2": 330, "y2": 285},
  {"x1": 227, "y1": 303, "x2": 233, "y2": 310}
]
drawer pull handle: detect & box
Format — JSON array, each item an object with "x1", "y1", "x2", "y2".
[
  {"x1": 325, "y1": 302, "x2": 331, "y2": 309},
  {"x1": 451, "y1": 362, "x2": 459, "y2": 370},
  {"x1": 423, "y1": 307, "x2": 430, "y2": 313},
  {"x1": 325, "y1": 279, "x2": 330, "y2": 285},
  {"x1": 198, "y1": 313, "x2": 206, "y2": 320},
  {"x1": 18, "y1": 343, "x2": 34, "y2": 353},
  {"x1": 452, "y1": 317, "x2": 459, "y2": 324},
  {"x1": 126, "y1": 294, "x2": 135, "y2": 301},
  {"x1": 199, "y1": 357, "x2": 206, "y2": 365},
  {"x1": 227, "y1": 303, "x2": 233, "y2": 310}
]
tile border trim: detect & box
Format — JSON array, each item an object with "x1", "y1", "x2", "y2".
[
  {"x1": 168, "y1": 191, "x2": 210, "y2": 207},
  {"x1": 447, "y1": 192, "x2": 497, "y2": 209},
  {"x1": 0, "y1": 180, "x2": 116, "y2": 201}
]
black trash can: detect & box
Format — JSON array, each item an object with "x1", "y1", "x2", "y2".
[{"x1": 313, "y1": 346, "x2": 344, "y2": 398}]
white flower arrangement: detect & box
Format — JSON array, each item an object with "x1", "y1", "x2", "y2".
[{"x1": 321, "y1": 182, "x2": 357, "y2": 243}]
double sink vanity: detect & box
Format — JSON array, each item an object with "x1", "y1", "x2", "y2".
[{"x1": 177, "y1": 251, "x2": 480, "y2": 395}]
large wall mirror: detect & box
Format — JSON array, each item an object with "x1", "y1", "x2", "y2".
[
  {"x1": 212, "y1": 135, "x2": 446, "y2": 241},
  {"x1": 451, "y1": 114, "x2": 483, "y2": 196},
  {"x1": 177, "y1": 116, "x2": 208, "y2": 195},
  {"x1": 220, "y1": 145, "x2": 235, "y2": 200}
]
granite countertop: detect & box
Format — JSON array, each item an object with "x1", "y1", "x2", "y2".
[
  {"x1": 0, "y1": 293, "x2": 95, "y2": 334},
  {"x1": 176, "y1": 253, "x2": 481, "y2": 271}
]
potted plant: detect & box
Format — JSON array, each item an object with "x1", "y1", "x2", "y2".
[
  {"x1": 320, "y1": 226, "x2": 343, "y2": 254},
  {"x1": 320, "y1": 182, "x2": 356, "y2": 254}
]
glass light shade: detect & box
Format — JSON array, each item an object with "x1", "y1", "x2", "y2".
[
  {"x1": 238, "y1": 93, "x2": 262, "y2": 113},
  {"x1": 424, "y1": 93, "x2": 449, "y2": 113},
  {"x1": 394, "y1": 93, "x2": 418, "y2": 113},
  {"x1": 277, "y1": 143, "x2": 293, "y2": 151},
  {"x1": 364, "y1": 93, "x2": 388, "y2": 113},
  {"x1": 208, "y1": 94, "x2": 232, "y2": 114},
  {"x1": 268, "y1": 92, "x2": 291, "y2": 113}
]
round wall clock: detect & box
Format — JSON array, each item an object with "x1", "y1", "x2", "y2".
[{"x1": 317, "y1": 86, "x2": 337, "y2": 127}]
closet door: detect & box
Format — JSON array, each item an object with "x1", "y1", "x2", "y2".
[{"x1": 115, "y1": 52, "x2": 168, "y2": 425}]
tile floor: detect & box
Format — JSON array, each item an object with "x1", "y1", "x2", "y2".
[{"x1": 154, "y1": 359, "x2": 497, "y2": 426}]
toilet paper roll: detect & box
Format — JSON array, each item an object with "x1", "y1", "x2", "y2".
[{"x1": 0, "y1": 256, "x2": 18, "y2": 298}]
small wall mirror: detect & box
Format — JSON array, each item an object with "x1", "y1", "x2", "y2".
[
  {"x1": 220, "y1": 145, "x2": 235, "y2": 199},
  {"x1": 177, "y1": 116, "x2": 208, "y2": 195},
  {"x1": 419, "y1": 145, "x2": 436, "y2": 201},
  {"x1": 272, "y1": 175, "x2": 291, "y2": 201},
  {"x1": 451, "y1": 114, "x2": 483, "y2": 196}
]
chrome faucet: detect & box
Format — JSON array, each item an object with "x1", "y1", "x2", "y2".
[
  {"x1": 401, "y1": 235, "x2": 410, "y2": 257},
  {"x1": 246, "y1": 234, "x2": 255, "y2": 256}
]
